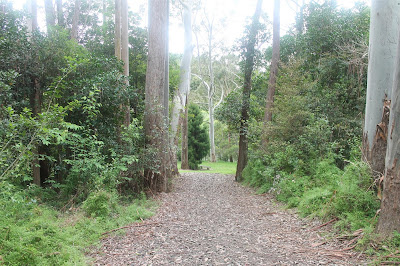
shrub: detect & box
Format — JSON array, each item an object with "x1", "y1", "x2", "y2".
[
  {"x1": 188, "y1": 104, "x2": 209, "y2": 170},
  {"x1": 82, "y1": 190, "x2": 118, "y2": 218}
]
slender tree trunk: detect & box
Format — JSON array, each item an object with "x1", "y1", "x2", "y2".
[
  {"x1": 121, "y1": 0, "x2": 130, "y2": 127},
  {"x1": 208, "y1": 23, "x2": 216, "y2": 162},
  {"x1": 181, "y1": 96, "x2": 189, "y2": 169},
  {"x1": 56, "y1": 0, "x2": 64, "y2": 27},
  {"x1": 26, "y1": 0, "x2": 38, "y2": 35},
  {"x1": 263, "y1": 0, "x2": 280, "y2": 143},
  {"x1": 114, "y1": 0, "x2": 121, "y2": 59},
  {"x1": 363, "y1": 0, "x2": 400, "y2": 177},
  {"x1": 27, "y1": 0, "x2": 41, "y2": 186},
  {"x1": 235, "y1": 0, "x2": 263, "y2": 182},
  {"x1": 376, "y1": 28, "x2": 400, "y2": 237},
  {"x1": 209, "y1": 96, "x2": 216, "y2": 161},
  {"x1": 71, "y1": 0, "x2": 80, "y2": 40},
  {"x1": 44, "y1": 0, "x2": 55, "y2": 32},
  {"x1": 32, "y1": 78, "x2": 41, "y2": 186},
  {"x1": 170, "y1": 0, "x2": 193, "y2": 171},
  {"x1": 228, "y1": 133, "x2": 233, "y2": 162},
  {"x1": 144, "y1": 0, "x2": 170, "y2": 192}
]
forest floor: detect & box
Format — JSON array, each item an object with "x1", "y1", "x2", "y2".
[{"x1": 90, "y1": 172, "x2": 369, "y2": 265}]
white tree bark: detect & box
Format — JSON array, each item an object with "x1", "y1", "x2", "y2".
[
  {"x1": 363, "y1": 0, "x2": 400, "y2": 175},
  {"x1": 205, "y1": 16, "x2": 216, "y2": 162},
  {"x1": 170, "y1": 1, "x2": 193, "y2": 147},
  {"x1": 377, "y1": 27, "x2": 400, "y2": 237}
]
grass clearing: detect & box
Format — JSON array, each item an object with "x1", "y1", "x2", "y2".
[{"x1": 178, "y1": 161, "x2": 236, "y2": 175}]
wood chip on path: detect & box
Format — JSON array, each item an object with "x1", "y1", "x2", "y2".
[{"x1": 89, "y1": 172, "x2": 368, "y2": 265}]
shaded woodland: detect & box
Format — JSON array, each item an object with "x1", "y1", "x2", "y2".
[{"x1": 1, "y1": 0, "x2": 400, "y2": 264}]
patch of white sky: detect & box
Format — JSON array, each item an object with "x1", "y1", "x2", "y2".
[{"x1": 9, "y1": 0, "x2": 369, "y2": 54}]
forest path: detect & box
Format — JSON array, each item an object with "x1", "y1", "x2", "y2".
[{"x1": 91, "y1": 172, "x2": 366, "y2": 265}]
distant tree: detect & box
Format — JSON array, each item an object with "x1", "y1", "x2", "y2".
[
  {"x1": 188, "y1": 104, "x2": 209, "y2": 170},
  {"x1": 44, "y1": 0, "x2": 55, "y2": 32},
  {"x1": 56, "y1": 0, "x2": 64, "y2": 27},
  {"x1": 71, "y1": 0, "x2": 80, "y2": 40},
  {"x1": 181, "y1": 98, "x2": 189, "y2": 169},
  {"x1": 171, "y1": 0, "x2": 193, "y2": 171},
  {"x1": 263, "y1": 0, "x2": 280, "y2": 141},
  {"x1": 235, "y1": 0, "x2": 263, "y2": 182}
]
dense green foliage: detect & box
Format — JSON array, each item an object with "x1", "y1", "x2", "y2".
[
  {"x1": 188, "y1": 104, "x2": 210, "y2": 170},
  {"x1": 0, "y1": 2, "x2": 152, "y2": 264},
  {"x1": 230, "y1": 2, "x2": 379, "y2": 236}
]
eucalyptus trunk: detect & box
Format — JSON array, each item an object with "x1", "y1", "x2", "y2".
[
  {"x1": 208, "y1": 23, "x2": 216, "y2": 162},
  {"x1": 363, "y1": 0, "x2": 400, "y2": 177},
  {"x1": 56, "y1": 0, "x2": 64, "y2": 27},
  {"x1": 235, "y1": 0, "x2": 263, "y2": 182},
  {"x1": 171, "y1": 0, "x2": 193, "y2": 170},
  {"x1": 44, "y1": 0, "x2": 55, "y2": 32},
  {"x1": 263, "y1": 0, "x2": 280, "y2": 143},
  {"x1": 181, "y1": 96, "x2": 189, "y2": 169},
  {"x1": 376, "y1": 28, "x2": 400, "y2": 237},
  {"x1": 121, "y1": 0, "x2": 130, "y2": 126},
  {"x1": 27, "y1": 0, "x2": 41, "y2": 186},
  {"x1": 71, "y1": 0, "x2": 80, "y2": 40},
  {"x1": 144, "y1": 0, "x2": 170, "y2": 192},
  {"x1": 114, "y1": 0, "x2": 121, "y2": 59}
]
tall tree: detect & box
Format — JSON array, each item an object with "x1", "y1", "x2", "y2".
[
  {"x1": 263, "y1": 0, "x2": 280, "y2": 141},
  {"x1": 121, "y1": 0, "x2": 129, "y2": 126},
  {"x1": 376, "y1": 26, "x2": 400, "y2": 237},
  {"x1": 114, "y1": 0, "x2": 121, "y2": 58},
  {"x1": 56, "y1": 0, "x2": 64, "y2": 27},
  {"x1": 144, "y1": 0, "x2": 170, "y2": 192},
  {"x1": 26, "y1": 0, "x2": 41, "y2": 186},
  {"x1": 44, "y1": 0, "x2": 55, "y2": 32},
  {"x1": 171, "y1": 0, "x2": 193, "y2": 169},
  {"x1": 206, "y1": 15, "x2": 216, "y2": 162},
  {"x1": 235, "y1": 0, "x2": 263, "y2": 182},
  {"x1": 114, "y1": 0, "x2": 130, "y2": 127},
  {"x1": 363, "y1": 0, "x2": 400, "y2": 177},
  {"x1": 71, "y1": 0, "x2": 80, "y2": 40}
]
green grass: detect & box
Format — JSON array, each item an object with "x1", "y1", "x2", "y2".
[
  {"x1": 178, "y1": 161, "x2": 237, "y2": 175},
  {"x1": 0, "y1": 184, "x2": 155, "y2": 265}
]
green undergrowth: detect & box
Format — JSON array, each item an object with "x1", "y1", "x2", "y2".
[
  {"x1": 178, "y1": 161, "x2": 236, "y2": 175},
  {"x1": 0, "y1": 183, "x2": 155, "y2": 265},
  {"x1": 242, "y1": 143, "x2": 382, "y2": 257}
]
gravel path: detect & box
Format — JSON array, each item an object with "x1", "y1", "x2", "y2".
[{"x1": 91, "y1": 172, "x2": 367, "y2": 265}]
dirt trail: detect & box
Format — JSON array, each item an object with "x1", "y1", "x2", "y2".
[{"x1": 91, "y1": 172, "x2": 367, "y2": 265}]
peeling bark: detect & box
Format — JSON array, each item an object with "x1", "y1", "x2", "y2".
[
  {"x1": 377, "y1": 25, "x2": 400, "y2": 236},
  {"x1": 363, "y1": 0, "x2": 400, "y2": 176},
  {"x1": 363, "y1": 98, "x2": 390, "y2": 176}
]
